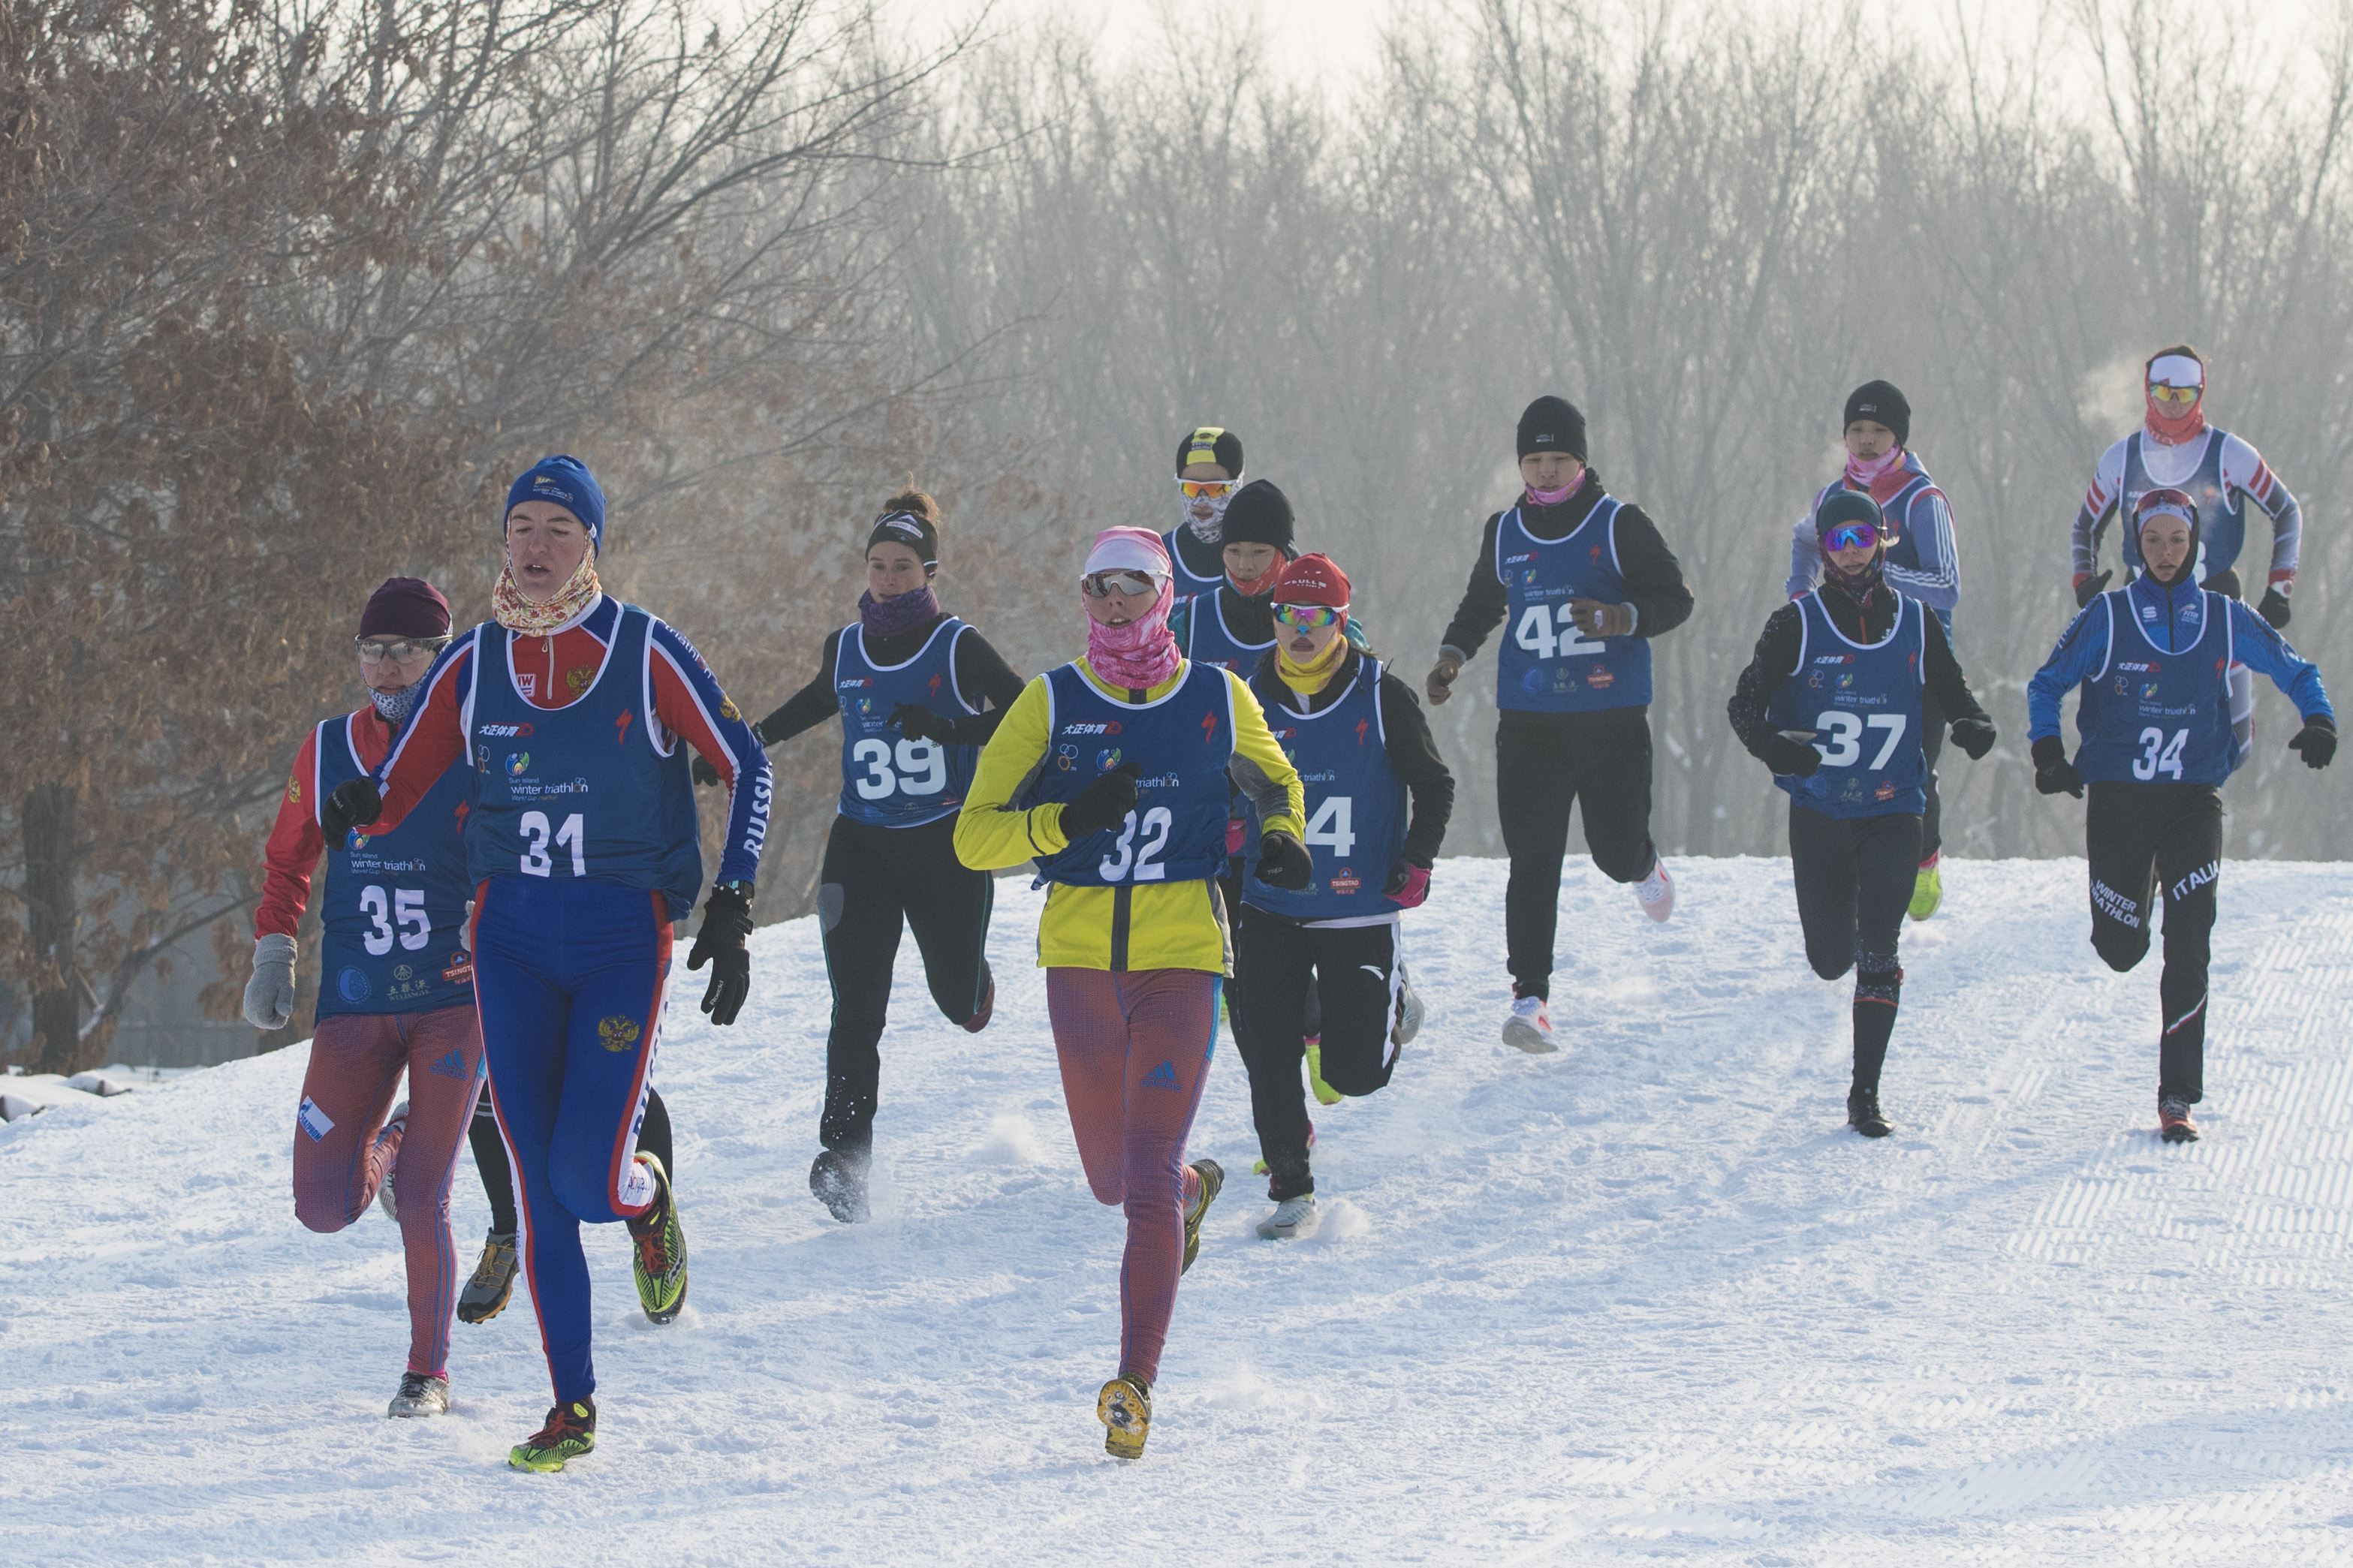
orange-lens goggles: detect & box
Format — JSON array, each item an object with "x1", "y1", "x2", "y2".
[
  {"x1": 1177, "y1": 477, "x2": 1236, "y2": 498},
  {"x1": 2149, "y1": 383, "x2": 2201, "y2": 406}
]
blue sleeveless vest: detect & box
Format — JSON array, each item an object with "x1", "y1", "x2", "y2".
[
  {"x1": 464, "y1": 605, "x2": 703, "y2": 919},
  {"x1": 2074, "y1": 588, "x2": 2239, "y2": 785},
  {"x1": 1243, "y1": 658, "x2": 1406, "y2": 921},
  {"x1": 1022, "y1": 661, "x2": 1236, "y2": 888},
  {"x1": 315, "y1": 713, "x2": 477, "y2": 1019},
  {"x1": 833, "y1": 618, "x2": 980, "y2": 828},
  {"x1": 1181, "y1": 591, "x2": 1274, "y2": 676},
  {"x1": 1162, "y1": 525, "x2": 1227, "y2": 596},
  {"x1": 1764, "y1": 591, "x2": 1928, "y2": 819},
  {"x1": 1492, "y1": 498, "x2": 1653, "y2": 711},
  {"x1": 2120, "y1": 430, "x2": 2246, "y2": 581}
]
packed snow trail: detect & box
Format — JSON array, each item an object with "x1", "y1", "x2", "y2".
[{"x1": 7, "y1": 857, "x2": 2353, "y2": 1565}]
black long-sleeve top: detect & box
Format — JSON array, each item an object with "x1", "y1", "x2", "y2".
[
  {"x1": 1725, "y1": 580, "x2": 1990, "y2": 758},
  {"x1": 1438, "y1": 473, "x2": 1696, "y2": 658},
  {"x1": 1248, "y1": 647, "x2": 1454, "y2": 868},
  {"x1": 753, "y1": 615, "x2": 1026, "y2": 750}
]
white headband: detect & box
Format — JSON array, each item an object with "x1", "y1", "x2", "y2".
[
  {"x1": 2148, "y1": 354, "x2": 2204, "y2": 390},
  {"x1": 1081, "y1": 535, "x2": 1170, "y2": 580}
]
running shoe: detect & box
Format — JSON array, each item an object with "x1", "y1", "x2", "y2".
[
  {"x1": 509, "y1": 1399, "x2": 596, "y2": 1472},
  {"x1": 1392, "y1": 964, "x2": 1423, "y2": 1047},
  {"x1": 456, "y1": 1231, "x2": 517, "y2": 1325},
  {"x1": 1305, "y1": 1036, "x2": 1342, "y2": 1106},
  {"x1": 1256, "y1": 1194, "x2": 1318, "y2": 1240},
  {"x1": 2159, "y1": 1094, "x2": 2201, "y2": 1144},
  {"x1": 625, "y1": 1152, "x2": 688, "y2": 1325},
  {"x1": 387, "y1": 1371, "x2": 448, "y2": 1418},
  {"x1": 374, "y1": 1101, "x2": 408, "y2": 1222},
  {"x1": 1635, "y1": 859, "x2": 1674, "y2": 922},
  {"x1": 1181, "y1": 1159, "x2": 1223, "y2": 1275},
  {"x1": 1098, "y1": 1374, "x2": 1152, "y2": 1461},
  {"x1": 1847, "y1": 1088, "x2": 1894, "y2": 1139},
  {"x1": 1909, "y1": 855, "x2": 1943, "y2": 920},
  {"x1": 963, "y1": 969, "x2": 996, "y2": 1034},
  {"x1": 809, "y1": 1148, "x2": 870, "y2": 1224},
  {"x1": 1502, "y1": 994, "x2": 1556, "y2": 1054}
]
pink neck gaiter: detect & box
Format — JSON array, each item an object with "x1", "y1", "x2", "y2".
[
  {"x1": 1525, "y1": 468, "x2": 1586, "y2": 508},
  {"x1": 2145, "y1": 393, "x2": 2207, "y2": 447},
  {"x1": 1086, "y1": 576, "x2": 1180, "y2": 691},
  {"x1": 1845, "y1": 446, "x2": 1904, "y2": 486}
]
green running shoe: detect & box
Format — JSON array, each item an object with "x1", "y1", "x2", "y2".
[
  {"x1": 1181, "y1": 1159, "x2": 1222, "y2": 1275},
  {"x1": 508, "y1": 1399, "x2": 596, "y2": 1472},
  {"x1": 1098, "y1": 1374, "x2": 1152, "y2": 1460},
  {"x1": 1909, "y1": 858, "x2": 1942, "y2": 920},
  {"x1": 625, "y1": 1152, "x2": 688, "y2": 1325},
  {"x1": 1305, "y1": 1037, "x2": 1342, "y2": 1106}
]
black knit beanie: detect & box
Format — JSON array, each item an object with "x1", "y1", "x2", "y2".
[
  {"x1": 1219, "y1": 479, "x2": 1295, "y2": 554},
  {"x1": 1842, "y1": 381, "x2": 1911, "y2": 447},
  {"x1": 1517, "y1": 396, "x2": 1586, "y2": 461}
]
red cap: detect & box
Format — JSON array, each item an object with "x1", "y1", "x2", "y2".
[
  {"x1": 360, "y1": 576, "x2": 452, "y2": 639},
  {"x1": 1270, "y1": 552, "x2": 1349, "y2": 609}
]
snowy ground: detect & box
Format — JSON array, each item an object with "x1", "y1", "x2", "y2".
[{"x1": 8, "y1": 856, "x2": 2353, "y2": 1565}]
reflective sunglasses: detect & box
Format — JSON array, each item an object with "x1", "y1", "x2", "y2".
[
  {"x1": 1273, "y1": 603, "x2": 1342, "y2": 630},
  {"x1": 354, "y1": 635, "x2": 451, "y2": 664},
  {"x1": 1176, "y1": 477, "x2": 1237, "y2": 499},
  {"x1": 1820, "y1": 521, "x2": 1884, "y2": 554},
  {"x1": 2148, "y1": 382, "x2": 2201, "y2": 406},
  {"x1": 1081, "y1": 570, "x2": 1161, "y2": 598}
]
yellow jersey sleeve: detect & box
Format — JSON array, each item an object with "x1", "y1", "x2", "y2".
[{"x1": 954, "y1": 675, "x2": 1070, "y2": 871}]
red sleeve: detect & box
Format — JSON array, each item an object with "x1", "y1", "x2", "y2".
[
  {"x1": 255, "y1": 729, "x2": 325, "y2": 940},
  {"x1": 374, "y1": 643, "x2": 473, "y2": 833},
  {"x1": 651, "y1": 652, "x2": 735, "y2": 786}
]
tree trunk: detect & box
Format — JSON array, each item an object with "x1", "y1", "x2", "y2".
[{"x1": 24, "y1": 783, "x2": 86, "y2": 1075}]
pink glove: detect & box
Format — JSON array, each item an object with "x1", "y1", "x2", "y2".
[
  {"x1": 1226, "y1": 818, "x2": 1246, "y2": 856},
  {"x1": 1384, "y1": 860, "x2": 1430, "y2": 909}
]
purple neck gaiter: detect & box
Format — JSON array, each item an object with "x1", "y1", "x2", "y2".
[{"x1": 860, "y1": 585, "x2": 941, "y2": 640}]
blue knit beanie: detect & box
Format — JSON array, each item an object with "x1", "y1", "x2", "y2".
[{"x1": 506, "y1": 456, "x2": 606, "y2": 553}]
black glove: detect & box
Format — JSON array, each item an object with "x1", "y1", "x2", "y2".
[
  {"x1": 687, "y1": 883, "x2": 755, "y2": 1025},
  {"x1": 2259, "y1": 587, "x2": 2293, "y2": 630},
  {"x1": 2291, "y1": 715, "x2": 2336, "y2": 769},
  {"x1": 1059, "y1": 762, "x2": 1140, "y2": 838},
  {"x1": 691, "y1": 755, "x2": 722, "y2": 788},
  {"x1": 1759, "y1": 733, "x2": 1820, "y2": 778},
  {"x1": 2032, "y1": 735, "x2": 2083, "y2": 798},
  {"x1": 1949, "y1": 715, "x2": 1996, "y2": 760},
  {"x1": 322, "y1": 778, "x2": 383, "y2": 841},
  {"x1": 1254, "y1": 831, "x2": 1313, "y2": 890},
  {"x1": 2074, "y1": 570, "x2": 2111, "y2": 607},
  {"x1": 890, "y1": 702, "x2": 954, "y2": 744}
]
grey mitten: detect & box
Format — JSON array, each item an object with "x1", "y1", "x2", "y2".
[{"x1": 243, "y1": 933, "x2": 297, "y2": 1031}]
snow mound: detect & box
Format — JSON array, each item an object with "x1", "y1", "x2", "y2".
[{"x1": 6, "y1": 855, "x2": 2353, "y2": 1565}]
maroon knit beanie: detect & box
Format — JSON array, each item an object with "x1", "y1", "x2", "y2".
[{"x1": 360, "y1": 576, "x2": 452, "y2": 639}]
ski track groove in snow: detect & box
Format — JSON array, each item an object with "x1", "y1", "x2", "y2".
[{"x1": 7, "y1": 856, "x2": 2353, "y2": 1563}]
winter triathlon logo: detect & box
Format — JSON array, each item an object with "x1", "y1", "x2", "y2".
[
  {"x1": 1096, "y1": 747, "x2": 1122, "y2": 771},
  {"x1": 598, "y1": 1016, "x2": 643, "y2": 1053},
  {"x1": 506, "y1": 752, "x2": 532, "y2": 777}
]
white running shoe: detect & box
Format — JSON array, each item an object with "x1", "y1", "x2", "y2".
[
  {"x1": 1256, "y1": 1195, "x2": 1318, "y2": 1239},
  {"x1": 1635, "y1": 859, "x2": 1674, "y2": 922},
  {"x1": 1392, "y1": 964, "x2": 1424, "y2": 1047},
  {"x1": 375, "y1": 1100, "x2": 408, "y2": 1222},
  {"x1": 1501, "y1": 995, "x2": 1556, "y2": 1054}
]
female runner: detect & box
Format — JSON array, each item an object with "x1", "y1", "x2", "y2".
[
  {"x1": 707, "y1": 490, "x2": 1026, "y2": 1222},
  {"x1": 954, "y1": 526, "x2": 1306, "y2": 1460},
  {"x1": 1727, "y1": 492, "x2": 1995, "y2": 1136},
  {"x1": 2029, "y1": 487, "x2": 2334, "y2": 1141},
  {"x1": 324, "y1": 455, "x2": 771, "y2": 1470}
]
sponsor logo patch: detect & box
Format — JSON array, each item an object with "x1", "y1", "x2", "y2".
[
  {"x1": 1140, "y1": 1060, "x2": 1182, "y2": 1091},
  {"x1": 297, "y1": 1097, "x2": 335, "y2": 1142},
  {"x1": 428, "y1": 1049, "x2": 468, "y2": 1080},
  {"x1": 337, "y1": 967, "x2": 372, "y2": 1004},
  {"x1": 480, "y1": 722, "x2": 532, "y2": 738}
]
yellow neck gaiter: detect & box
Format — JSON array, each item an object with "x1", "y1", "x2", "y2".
[{"x1": 1277, "y1": 634, "x2": 1347, "y2": 699}]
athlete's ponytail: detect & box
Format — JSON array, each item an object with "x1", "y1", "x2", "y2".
[{"x1": 868, "y1": 480, "x2": 942, "y2": 568}]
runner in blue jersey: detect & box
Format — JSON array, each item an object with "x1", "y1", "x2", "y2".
[
  {"x1": 1730, "y1": 493, "x2": 1996, "y2": 1136},
  {"x1": 1164, "y1": 424, "x2": 1244, "y2": 596},
  {"x1": 321, "y1": 455, "x2": 771, "y2": 1471},
  {"x1": 2030, "y1": 487, "x2": 2335, "y2": 1143},
  {"x1": 702, "y1": 489, "x2": 1026, "y2": 1223},
  {"x1": 1232, "y1": 554, "x2": 1453, "y2": 1238},
  {"x1": 1784, "y1": 382, "x2": 1966, "y2": 920},
  {"x1": 246, "y1": 577, "x2": 481, "y2": 1419},
  {"x1": 1426, "y1": 396, "x2": 1696, "y2": 1053}
]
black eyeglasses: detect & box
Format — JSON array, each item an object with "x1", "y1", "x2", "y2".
[{"x1": 354, "y1": 636, "x2": 451, "y2": 664}]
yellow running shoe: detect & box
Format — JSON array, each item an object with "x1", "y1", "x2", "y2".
[
  {"x1": 1098, "y1": 1374, "x2": 1151, "y2": 1460},
  {"x1": 625, "y1": 1152, "x2": 688, "y2": 1325},
  {"x1": 1909, "y1": 858, "x2": 1943, "y2": 921},
  {"x1": 508, "y1": 1399, "x2": 596, "y2": 1472},
  {"x1": 1305, "y1": 1037, "x2": 1342, "y2": 1106}
]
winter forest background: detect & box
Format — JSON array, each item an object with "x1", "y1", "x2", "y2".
[{"x1": 3, "y1": 0, "x2": 2349, "y2": 1070}]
